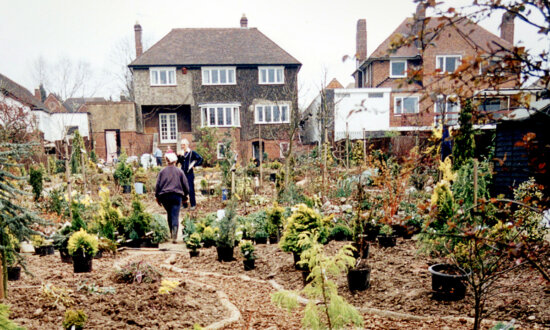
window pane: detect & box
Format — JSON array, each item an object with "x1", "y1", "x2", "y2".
[
  {"x1": 265, "y1": 106, "x2": 272, "y2": 122},
  {"x1": 392, "y1": 62, "x2": 405, "y2": 76},
  {"x1": 169, "y1": 114, "x2": 177, "y2": 139},
  {"x1": 169, "y1": 70, "x2": 175, "y2": 84},
  {"x1": 152, "y1": 71, "x2": 158, "y2": 84},
  {"x1": 281, "y1": 106, "x2": 288, "y2": 122},
  {"x1": 160, "y1": 71, "x2": 167, "y2": 84},
  {"x1": 209, "y1": 108, "x2": 215, "y2": 125},
  {"x1": 268, "y1": 69, "x2": 275, "y2": 83},
  {"x1": 403, "y1": 98, "x2": 417, "y2": 113},
  {"x1": 447, "y1": 100, "x2": 459, "y2": 113},
  {"x1": 228, "y1": 69, "x2": 235, "y2": 83},
  {"x1": 234, "y1": 107, "x2": 239, "y2": 126},
  {"x1": 225, "y1": 107, "x2": 232, "y2": 125},
  {"x1": 257, "y1": 106, "x2": 263, "y2": 122},
  {"x1": 395, "y1": 98, "x2": 402, "y2": 114},
  {"x1": 273, "y1": 106, "x2": 280, "y2": 122},
  {"x1": 212, "y1": 70, "x2": 219, "y2": 84},
  {"x1": 203, "y1": 70, "x2": 210, "y2": 84},
  {"x1": 201, "y1": 108, "x2": 206, "y2": 126},
  {"x1": 217, "y1": 107, "x2": 224, "y2": 125},
  {"x1": 438, "y1": 57, "x2": 444, "y2": 70},
  {"x1": 276, "y1": 69, "x2": 283, "y2": 83},
  {"x1": 220, "y1": 69, "x2": 227, "y2": 84},
  {"x1": 261, "y1": 69, "x2": 266, "y2": 83},
  {"x1": 446, "y1": 57, "x2": 456, "y2": 72}
]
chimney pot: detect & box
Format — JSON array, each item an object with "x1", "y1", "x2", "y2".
[
  {"x1": 356, "y1": 19, "x2": 367, "y2": 65},
  {"x1": 240, "y1": 14, "x2": 248, "y2": 28},
  {"x1": 415, "y1": 2, "x2": 426, "y2": 20},
  {"x1": 134, "y1": 22, "x2": 143, "y2": 58},
  {"x1": 34, "y1": 88, "x2": 41, "y2": 100},
  {"x1": 500, "y1": 11, "x2": 515, "y2": 44}
]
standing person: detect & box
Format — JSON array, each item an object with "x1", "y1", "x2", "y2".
[
  {"x1": 155, "y1": 153, "x2": 189, "y2": 243},
  {"x1": 177, "y1": 139, "x2": 203, "y2": 210},
  {"x1": 153, "y1": 147, "x2": 163, "y2": 166}
]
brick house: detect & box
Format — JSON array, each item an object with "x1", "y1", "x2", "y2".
[
  {"x1": 128, "y1": 15, "x2": 301, "y2": 163},
  {"x1": 352, "y1": 4, "x2": 520, "y2": 130}
]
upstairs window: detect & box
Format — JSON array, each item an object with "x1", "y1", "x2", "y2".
[
  {"x1": 435, "y1": 95, "x2": 460, "y2": 114},
  {"x1": 200, "y1": 104, "x2": 240, "y2": 127},
  {"x1": 479, "y1": 57, "x2": 506, "y2": 76},
  {"x1": 436, "y1": 55, "x2": 462, "y2": 73},
  {"x1": 259, "y1": 66, "x2": 284, "y2": 84},
  {"x1": 390, "y1": 60, "x2": 407, "y2": 78},
  {"x1": 150, "y1": 67, "x2": 176, "y2": 86},
  {"x1": 255, "y1": 103, "x2": 290, "y2": 124},
  {"x1": 394, "y1": 96, "x2": 419, "y2": 114},
  {"x1": 202, "y1": 67, "x2": 236, "y2": 85}
]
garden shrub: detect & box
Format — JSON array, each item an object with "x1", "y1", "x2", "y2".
[
  {"x1": 62, "y1": 309, "x2": 88, "y2": 330},
  {"x1": 150, "y1": 213, "x2": 170, "y2": 244},
  {"x1": 0, "y1": 304, "x2": 24, "y2": 329},
  {"x1": 47, "y1": 187, "x2": 69, "y2": 217},
  {"x1": 29, "y1": 167, "x2": 43, "y2": 201},
  {"x1": 267, "y1": 203, "x2": 285, "y2": 238},
  {"x1": 67, "y1": 229, "x2": 99, "y2": 257},
  {"x1": 113, "y1": 261, "x2": 161, "y2": 284},
  {"x1": 513, "y1": 178, "x2": 548, "y2": 241},
  {"x1": 279, "y1": 204, "x2": 330, "y2": 254},
  {"x1": 329, "y1": 224, "x2": 352, "y2": 241},
  {"x1": 123, "y1": 196, "x2": 152, "y2": 240},
  {"x1": 216, "y1": 202, "x2": 237, "y2": 248}
]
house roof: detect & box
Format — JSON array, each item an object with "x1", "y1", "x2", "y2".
[
  {"x1": 364, "y1": 16, "x2": 513, "y2": 64},
  {"x1": 65, "y1": 97, "x2": 106, "y2": 112},
  {"x1": 129, "y1": 28, "x2": 301, "y2": 67},
  {"x1": 0, "y1": 72, "x2": 47, "y2": 111},
  {"x1": 326, "y1": 78, "x2": 344, "y2": 89}
]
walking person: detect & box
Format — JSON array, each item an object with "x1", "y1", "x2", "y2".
[
  {"x1": 177, "y1": 139, "x2": 203, "y2": 210},
  {"x1": 153, "y1": 147, "x2": 163, "y2": 166},
  {"x1": 155, "y1": 153, "x2": 189, "y2": 243}
]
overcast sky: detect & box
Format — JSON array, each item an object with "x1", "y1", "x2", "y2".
[{"x1": 0, "y1": 0, "x2": 547, "y2": 108}]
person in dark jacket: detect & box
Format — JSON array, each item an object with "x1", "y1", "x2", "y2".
[
  {"x1": 155, "y1": 152, "x2": 189, "y2": 243},
  {"x1": 177, "y1": 139, "x2": 203, "y2": 209}
]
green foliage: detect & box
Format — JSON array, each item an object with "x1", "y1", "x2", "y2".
[
  {"x1": 379, "y1": 224, "x2": 394, "y2": 236},
  {"x1": 113, "y1": 150, "x2": 133, "y2": 186},
  {"x1": 113, "y1": 261, "x2": 161, "y2": 284},
  {"x1": 333, "y1": 178, "x2": 354, "y2": 198},
  {"x1": 181, "y1": 214, "x2": 196, "y2": 241},
  {"x1": 329, "y1": 225, "x2": 352, "y2": 241},
  {"x1": 186, "y1": 233, "x2": 201, "y2": 252},
  {"x1": 70, "y1": 130, "x2": 84, "y2": 174},
  {"x1": 239, "y1": 240, "x2": 255, "y2": 260},
  {"x1": 194, "y1": 127, "x2": 218, "y2": 166},
  {"x1": 62, "y1": 309, "x2": 88, "y2": 329},
  {"x1": 67, "y1": 229, "x2": 98, "y2": 257},
  {"x1": 150, "y1": 214, "x2": 170, "y2": 244},
  {"x1": 278, "y1": 182, "x2": 307, "y2": 206},
  {"x1": 0, "y1": 304, "x2": 25, "y2": 330},
  {"x1": 123, "y1": 196, "x2": 152, "y2": 240},
  {"x1": 216, "y1": 202, "x2": 237, "y2": 248},
  {"x1": 351, "y1": 141, "x2": 364, "y2": 166},
  {"x1": 267, "y1": 203, "x2": 285, "y2": 237},
  {"x1": 513, "y1": 178, "x2": 547, "y2": 241},
  {"x1": 279, "y1": 204, "x2": 330, "y2": 254},
  {"x1": 272, "y1": 232, "x2": 363, "y2": 329},
  {"x1": 201, "y1": 226, "x2": 217, "y2": 247},
  {"x1": 94, "y1": 192, "x2": 123, "y2": 240},
  {"x1": 452, "y1": 99, "x2": 476, "y2": 170},
  {"x1": 47, "y1": 187, "x2": 69, "y2": 216},
  {"x1": 29, "y1": 167, "x2": 43, "y2": 201},
  {"x1": 89, "y1": 149, "x2": 97, "y2": 163},
  {"x1": 219, "y1": 136, "x2": 236, "y2": 194},
  {"x1": 70, "y1": 203, "x2": 87, "y2": 232}
]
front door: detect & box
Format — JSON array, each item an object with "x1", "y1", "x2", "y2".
[
  {"x1": 252, "y1": 141, "x2": 265, "y2": 161},
  {"x1": 105, "y1": 130, "x2": 119, "y2": 163}
]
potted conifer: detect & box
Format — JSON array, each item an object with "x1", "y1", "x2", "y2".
[
  {"x1": 239, "y1": 240, "x2": 256, "y2": 270},
  {"x1": 186, "y1": 233, "x2": 201, "y2": 257},
  {"x1": 68, "y1": 229, "x2": 98, "y2": 273}
]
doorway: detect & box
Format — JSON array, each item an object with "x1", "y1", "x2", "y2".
[
  {"x1": 105, "y1": 129, "x2": 121, "y2": 163},
  {"x1": 252, "y1": 141, "x2": 265, "y2": 162}
]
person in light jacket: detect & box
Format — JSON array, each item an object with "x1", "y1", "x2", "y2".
[
  {"x1": 155, "y1": 153, "x2": 189, "y2": 243},
  {"x1": 177, "y1": 139, "x2": 203, "y2": 210},
  {"x1": 153, "y1": 147, "x2": 163, "y2": 166}
]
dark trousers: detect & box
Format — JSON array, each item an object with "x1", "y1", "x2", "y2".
[
  {"x1": 186, "y1": 172, "x2": 196, "y2": 207},
  {"x1": 158, "y1": 193, "x2": 182, "y2": 236},
  {"x1": 156, "y1": 156, "x2": 162, "y2": 166}
]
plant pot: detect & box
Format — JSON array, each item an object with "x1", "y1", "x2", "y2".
[
  {"x1": 134, "y1": 182, "x2": 144, "y2": 194},
  {"x1": 216, "y1": 246, "x2": 234, "y2": 262},
  {"x1": 293, "y1": 251, "x2": 308, "y2": 270},
  {"x1": 35, "y1": 245, "x2": 55, "y2": 256},
  {"x1": 140, "y1": 239, "x2": 159, "y2": 248},
  {"x1": 302, "y1": 270, "x2": 312, "y2": 285},
  {"x1": 189, "y1": 250, "x2": 200, "y2": 258},
  {"x1": 124, "y1": 238, "x2": 142, "y2": 248},
  {"x1": 268, "y1": 236, "x2": 279, "y2": 244},
  {"x1": 72, "y1": 254, "x2": 93, "y2": 273},
  {"x1": 392, "y1": 224, "x2": 407, "y2": 238},
  {"x1": 94, "y1": 250, "x2": 103, "y2": 259},
  {"x1": 269, "y1": 173, "x2": 277, "y2": 182},
  {"x1": 352, "y1": 242, "x2": 370, "y2": 259},
  {"x1": 122, "y1": 185, "x2": 132, "y2": 193},
  {"x1": 243, "y1": 259, "x2": 255, "y2": 271},
  {"x1": 7, "y1": 266, "x2": 21, "y2": 281},
  {"x1": 347, "y1": 265, "x2": 371, "y2": 291},
  {"x1": 254, "y1": 237, "x2": 267, "y2": 245},
  {"x1": 59, "y1": 249, "x2": 73, "y2": 263},
  {"x1": 200, "y1": 189, "x2": 208, "y2": 196},
  {"x1": 365, "y1": 225, "x2": 380, "y2": 241},
  {"x1": 203, "y1": 241, "x2": 215, "y2": 248},
  {"x1": 429, "y1": 263, "x2": 470, "y2": 301},
  {"x1": 377, "y1": 235, "x2": 397, "y2": 248}
]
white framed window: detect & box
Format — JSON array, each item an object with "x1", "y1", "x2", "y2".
[
  {"x1": 479, "y1": 57, "x2": 506, "y2": 76},
  {"x1": 255, "y1": 103, "x2": 290, "y2": 124},
  {"x1": 201, "y1": 67, "x2": 236, "y2": 85},
  {"x1": 200, "y1": 104, "x2": 240, "y2": 127},
  {"x1": 435, "y1": 95, "x2": 460, "y2": 114},
  {"x1": 258, "y1": 66, "x2": 284, "y2": 84},
  {"x1": 217, "y1": 143, "x2": 226, "y2": 159},
  {"x1": 390, "y1": 60, "x2": 407, "y2": 78},
  {"x1": 436, "y1": 55, "x2": 462, "y2": 73},
  {"x1": 280, "y1": 142, "x2": 289, "y2": 158},
  {"x1": 150, "y1": 67, "x2": 176, "y2": 86},
  {"x1": 394, "y1": 96, "x2": 419, "y2": 114},
  {"x1": 159, "y1": 113, "x2": 178, "y2": 143}
]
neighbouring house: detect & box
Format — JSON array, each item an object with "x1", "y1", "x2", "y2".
[
  {"x1": 301, "y1": 78, "x2": 391, "y2": 144},
  {"x1": 65, "y1": 97, "x2": 107, "y2": 113},
  {"x1": 352, "y1": 3, "x2": 520, "y2": 131},
  {"x1": 128, "y1": 15, "x2": 301, "y2": 163}
]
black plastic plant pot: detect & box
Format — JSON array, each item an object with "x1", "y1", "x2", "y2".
[
  {"x1": 352, "y1": 242, "x2": 370, "y2": 259},
  {"x1": 365, "y1": 225, "x2": 380, "y2": 241},
  {"x1": 7, "y1": 266, "x2": 21, "y2": 281},
  {"x1": 293, "y1": 252, "x2": 307, "y2": 270},
  {"x1": 347, "y1": 265, "x2": 371, "y2": 291},
  {"x1": 302, "y1": 270, "x2": 312, "y2": 285},
  {"x1": 377, "y1": 235, "x2": 397, "y2": 248},
  {"x1": 59, "y1": 249, "x2": 73, "y2": 264},
  {"x1": 73, "y1": 254, "x2": 93, "y2": 273},
  {"x1": 428, "y1": 263, "x2": 470, "y2": 301},
  {"x1": 189, "y1": 250, "x2": 200, "y2": 258},
  {"x1": 243, "y1": 259, "x2": 255, "y2": 271},
  {"x1": 216, "y1": 246, "x2": 234, "y2": 262},
  {"x1": 254, "y1": 237, "x2": 267, "y2": 245},
  {"x1": 94, "y1": 250, "x2": 103, "y2": 259},
  {"x1": 268, "y1": 236, "x2": 279, "y2": 244},
  {"x1": 35, "y1": 245, "x2": 55, "y2": 256},
  {"x1": 122, "y1": 185, "x2": 132, "y2": 193}
]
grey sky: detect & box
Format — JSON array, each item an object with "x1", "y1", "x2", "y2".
[{"x1": 0, "y1": 0, "x2": 547, "y2": 108}]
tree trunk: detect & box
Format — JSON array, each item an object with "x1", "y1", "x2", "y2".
[{"x1": 64, "y1": 139, "x2": 72, "y2": 220}]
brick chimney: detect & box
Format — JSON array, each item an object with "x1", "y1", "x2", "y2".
[
  {"x1": 240, "y1": 14, "x2": 248, "y2": 28},
  {"x1": 34, "y1": 88, "x2": 41, "y2": 100},
  {"x1": 500, "y1": 11, "x2": 515, "y2": 44},
  {"x1": 134, "y1": 22, "x2": 143, "y2": 58},
  {"x1": 412, "y1": 2, "x2": 427, "y2": 48},
  {"x1": 356, "y1": 19, "x2": 367, "y2": 65}
]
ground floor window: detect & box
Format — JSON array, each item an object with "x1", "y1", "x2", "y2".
[
  {"x1": 200, "y1": 104, "x2": 240, "y2": 127},
  {"x1": 159, "y1": 113, "x2": 177, "y2": 143}
]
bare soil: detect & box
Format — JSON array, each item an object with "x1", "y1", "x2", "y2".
[{"x1": 6, "y1": 237, "x2": 549, "y2": 329}]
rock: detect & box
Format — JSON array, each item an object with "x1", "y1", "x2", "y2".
[
  {"x1": 528, "y1": 315, "x2": 536, "y2": 321},
  {"x1": 33, "y1": 308, "x2": 43, "y2": 316},
  {"x1": 341, "y1": 205, "x2": 353, "y2": 213},
  {"x1": 424, "y1": 186, "x2": 433, "y2": 193},
  {"x1": 340, "y1": 197, "x2": 347, "y2": 203}
]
